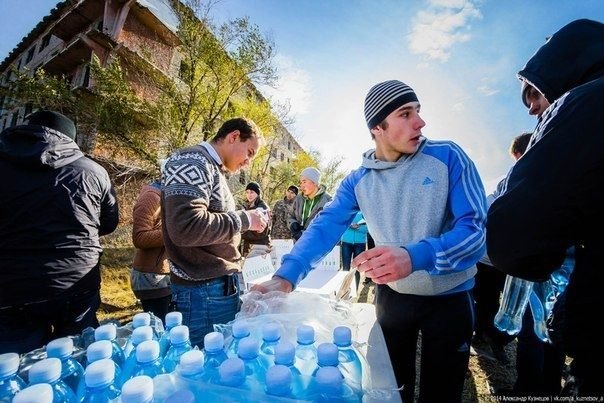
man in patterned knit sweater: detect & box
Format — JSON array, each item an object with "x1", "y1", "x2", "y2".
[{"x1": 161, "y1": 118, "x2": 268, "y2": 347}]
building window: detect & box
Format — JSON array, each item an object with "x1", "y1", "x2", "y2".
[
  {"x1": 40, "y1": 34, "x2": 51, "y2": 51},
  {"x1": 26, "y1": 47, "x2": 36, "y2": 64}
]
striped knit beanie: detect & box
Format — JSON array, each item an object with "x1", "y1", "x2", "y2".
[{"x1": 364, "y1": 80, "x2": 419, "y2": 129}]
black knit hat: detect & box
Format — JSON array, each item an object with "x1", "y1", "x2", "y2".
[
  {"x1": 287, "y1": 185, "x2": 298, "y2": 195},
  {"x1": 27, "y1": 110, "x2": 77, "y2": 140},
  {"x1": 245, "y1": 181, "x2": 261, "y2": 196},
  {"x1": 364, "y1": 80, "x2": 419, "y2": 129}
]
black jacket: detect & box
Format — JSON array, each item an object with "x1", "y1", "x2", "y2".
[
  {"x1": 0, "y1": 125, "x2": 119, "y2": 306},
  {"x1": 486, "y1": 19, "x2": 604, "y2": 356}
]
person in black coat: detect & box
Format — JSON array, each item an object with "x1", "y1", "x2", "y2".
[
  {"x1": 487, "y1": 19, "x2": 604, "y2": 396},
  {"x1": 0, "y1": 110, "x2": 119, "y2": 353}
]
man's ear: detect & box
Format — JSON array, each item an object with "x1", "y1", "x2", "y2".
[
  {"x1": 370, "y1": 126, "x2": 381, "y2": 138},
  {"x1": 228, "y1": 130, "x2": 240, "y2": 143}
]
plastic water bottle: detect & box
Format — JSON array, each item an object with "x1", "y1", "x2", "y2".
[
  {"x1": 12, "y1": 383, "x2": 54, "y2": 403},
  {"x1": 122, "y1": 326, "x2": 154, "y2": 380},
  {"x1": 237, "y1": 337, "x2": 270, "y2": 383},
  {"x1": 274, "y1": 340, "x2": 308, "y2": 394},
  {"x1": 76, "y1": 340, "x2": 123, "y2": 397},
  {"x1": 163, "y1": 326, "x2": 193, "y2": 373},
  {"x1": 260, "y1": 323, "x2": 281, "y2": 357},
  {"x1": 46, "y1": 337, "x2": 84, "y2": 394},
  {"x1": 163, "y1": 389, "x2": 196, "y2": 403},
  {"x1": 120, "y1": 375, "x2": 154, "y2": 403},
  {"x1": 227, "y1": 320, "x2": 250, "y2": 357},
  {"x1": 80, "y1": 359, "x2": 121, "y2": 402},
  {"x1": 218, "y1": 357, "x2": 261, "y2": 393},
  {"x1": 94, "y1": 323, "x2": 126, "y2": 367},
  {"x1": 159, "y1": 312, "x2": 183, "y2": 357},
  {"x1": 123, "y1": 341, "x2": 165, "y2": 382},
  {"x1": 295, "y1": 325, "x2": 318, "y2": 376},
  {"x1": 28, "y1": 358, "x2": 77, "y2": 402},
  {"x1": 311, "y1": 343, "x2": 340, "y2": 376},
  {"x1": 0, "y1": 352, "x2": 26, "y2": 401},
  {"x1": 177, "y1": 350, "x2": 205, "y2": 380},
  {"x1": 200, "y1": 332, "x2": 228, "y2": 383},
  {"x1": 132, "y1": 313, "x2": 151, "y2": 330},
  {"x1": 333, "y1": 326, "x2": 362, "y2": 388},
  {"x1": 311, "y1": 366, "x2": 359, "y2": 402},
  {"x1": 266, "y1": 364, "x2": 307, "y2": 399},
  {"x1": 494, "y1": 275, "x2": 533, "y2": 335},
  {"x1": 529, "y1": 281, "x2": 553, "y2": 342}
]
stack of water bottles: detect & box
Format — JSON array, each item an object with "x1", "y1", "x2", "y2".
[{"x1": 3, "y1": 309, "x2": 368, "y2": 402}]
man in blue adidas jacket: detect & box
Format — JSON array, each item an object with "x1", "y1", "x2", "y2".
[{"x1": 253, "y1": 80, "x2": 487, "y2": 402}]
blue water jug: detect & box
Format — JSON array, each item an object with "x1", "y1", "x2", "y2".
[
  {"x1": 333, "y1": 326, "x2": 362, "y2": 388},
  {"x1": 200, "y1": 332, "x2": 228, "y2": 383},
  {"x1": 120, "y1": 375, "x2": 153, "y2": 403},
  {"x1": 12, "y1": 383, "x2": 54, "y2": 403},
  {"x1": 121, "y1": 326, "x2": 154, "y2": 381},
  {"x1": 218, "y1": 357, "x2": 262, "y2": 393},
  {"x1": 295, "y1": 324, "x2": 318, "y2": 376},
  {"x1": 260, "y1": 322, "x2": 281, "y2": 357},
  {"x1": 159, "y1": 312, "x2": 183, "y2": 357},
  {"x1": 177, "y1": 350, "x2": 205, "y2": 380},
  {"x1": 227, "y1": 320, "x2": 250, "y2": 358},
  {"x1": 94, "y1": 323, "x2": 126, "y2": 368},
  {"x1": 163, "y1": 325, "x2": 193, "y2": 373},
  {"x1": 28, "y1": 358, "x2": 77, "y2": 402},
  {"x1": 311, "y1": 343, "x2": 340, "y2": 376},
  {"x1": 311, "y1": 366, "x2": 359, "y2": 402},
  {"x1": 0, "y1": 352, "x2": 26, "y2": 401},
  {"x1": 237, "y1": 337, "x2": 270, "y2": 383},
  {"x1": 265, "y1": 364, "x2": 307, "y2": 399},
  {"x1": 80, "y1": 359, "x2": 121, "y2": 402},
  {"x1": 46, "y1": 337, "x2": 84, "y2": 394},
  {"x1": 122, "y1": 341, "x2": 165, "y2": 382},
  {"x1": 76, "y1": 340, "x2": 123, "y2": 396}
]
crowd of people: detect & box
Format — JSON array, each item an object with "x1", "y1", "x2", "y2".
[{"x1": 0, "y1": 18, "x2": 602, "y2": 400}]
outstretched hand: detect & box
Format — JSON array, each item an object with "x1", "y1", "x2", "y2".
[
  {"x1": 352, "y1": 246, "x2": 413, "y2": 284},
  {"x1": 251, "y1": 276, "x2": 293, "y2": 294}
]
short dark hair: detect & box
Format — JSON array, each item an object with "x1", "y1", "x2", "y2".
[
  {"x1": 509, "y1": 132, "x2": 532, "y2": 156},
  {"x1": 212, "y1": 118, "x2": 260, "y2": 142},
  {"x1": 287, "y1": 185, "x2": 298, "y2": 194}
]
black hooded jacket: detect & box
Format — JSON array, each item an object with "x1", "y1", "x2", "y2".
[
  {"x1": 0, "y1": 125, "x2": 119, "y2": 306},
  {"x1": 486, "y1": 19, "x2": 604, "y2": 356}
]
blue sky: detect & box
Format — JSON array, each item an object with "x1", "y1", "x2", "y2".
[{"x1": 1, "y1": 0, "x2": 603, "y2": 191}]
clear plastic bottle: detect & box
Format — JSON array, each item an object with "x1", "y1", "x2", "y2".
[
  {"x1": 494, "y1": 275, "x2": 533, "y2": 335},
  {"x1": 0, "y1": 352, "x2": 26, "y2": 402},
  {"x1": 227, "y1": 320, "x2": 250, "y2": 358},
  {"x1": 163, "y1": 325, "x2": 193, "y2": 373},
  {"x1": 200, "y1": 332, "x2": 228, "y2": 383},
  {"x1": 311, "y1": 366, "x2": 359, "y2": 402},
  {"x1": 45, "y1": 337, "x2": 84, "y2": 394},
  {"x1": 274, "y1": 340, "x2": 308, "y2": 394},
  {"x1": 265, "y1": 364, "x2": 305, "y2": 399},
  {"x1": 218, "y1": 357, "x2": 261, "y2": 393},
  {"x1": 28, "y1": 358, "x2": 77, "y2": 403},
  {"x1": 311, "y1": 343, "x2": 340, "y2": 376},
  {"x1": 94, "y1": 323, "x2": 126, "y2": 368},
  {"x1": 120, "y1": 375, "x2": 153, "y2": 403},
  {"x1": 12, "y1": 383, "x2": 54, "y2": 403},
  {"x1": 529, "y1": 281, "x2": 552, "y2": 342},
  {"x1": 159, "y1": 312, "x2": 183, "y2": 358},
  {"x1": 132, "y1": 313, "x2": 151, "y2": 330},
  {"x1": 177, "y1": 350, "x2": 205, "y2": 380},
  {"x1": 76, "y1": 340, "x2": 123, "y2": 397},
  {"x1": 121, "y1": 325, "x2": 154, "y2": 382},
  {"x1": 333, "y1": 326, "x2": 362, "y2": 388},
  {"x1": 295, "y1": 324, "x2": 318, "y2": 376},
  {"x1": 80, "y1": 359, "x2": 121, "y2": 402},
  {"x1": 125, "y1": 340, "x2": 165, "y2": 382},
  {"x1": 237, "y1": 337, "x2": 270, "y2": 383},
  {"x1": 260, "y1": 322, "x2": 281, "y2": 357}
]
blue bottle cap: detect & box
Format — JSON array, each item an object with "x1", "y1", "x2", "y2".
[
  {"x1": 297, "y1": 325, "x2": 315, "y2": 344},
  {"x1": 204, "y1": 332, "x2": 224, "y2": 353},
  {"x1": 136, "y1": 340, "x2": 160, "y2": 363},
  {"x1": 274, "y1": 340, "x2": 296, "y2": 366},
  {"x1": 169, "y1": 325, "x2": 189, "y2": 345},
  {"x1": 85, "y1": 359, "x2": 115, "y2": 388},
  {"x1": 94, "y1": 323, "x2": 117, "y2": 341},
  {"x1": 262, "y1": 323, "x2": 281, "y2": 342},
  {"x1": 46, "y1": 337, "x2": 73, "y2": 359},
  {"x1": 218, "y1": 357, "x2": 245, "y2": 387},
  {"x1": 231, "y1": 321, "x2": 250, "y2": 338},
  {"x1": 29, "y1": 358, "x2": 61, "y2": 384},
  {"x1": 333, "y1": 326, "x2": 352, "y2": 347},
  {"x1": 87, "y1": 340, "x2": 113, "y2": 363},
  {"x1": 132, "y1": 313, "x2": 151, "y2": 328},
  {"x1": 165, "y1": 312, "x2": 183, "y2": 329},
  {"x1": 121, "y1": 375, "x2": 154, "y2": 403},
  {"x1": 317, "y1": 343, "x2": 339, "y2": 366},
  {"x1": 178, "y1": 350, "x2": 204, "y2": 376},
  {"x1": 316, "y1": 366, "x2": 343, "y2": 393},
  {"x1": 164, "y1": 389, "x2": 196, "y2": 403},
  {"x1": 13, "y1": 384, "x2": 54, "y2": 403},
  {"x1": 131, "y1": 326, "x2": 153, "y2": 345},
  {"x1": 265, "y1": 365, "x2": 292, "y2": 396},
  {"x1": 236, "y1": 337, "x2": 259, "y2": 360},
  {"x1": 0, "y1": 352, "x2": 20, "y2": 378}
]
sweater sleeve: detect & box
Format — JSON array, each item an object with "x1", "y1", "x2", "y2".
[
  {"x1": 405, "y1": 143, "x2": 487, "y2": 274},
  {"x1": 132, "y1": 188, "x2": 163, "y2": 249}
]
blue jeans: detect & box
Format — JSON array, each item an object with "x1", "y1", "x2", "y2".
[
  {"x1": 0, "y1": 289, "x2": 101, "y2": 354},
  {"x1": 171, "y1": 275, "x2": 241, "y2": 348}
]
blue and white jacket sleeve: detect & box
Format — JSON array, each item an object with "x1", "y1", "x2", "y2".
[{"x1": 405, "y1": 145, "x2": 487, "y2": 274}]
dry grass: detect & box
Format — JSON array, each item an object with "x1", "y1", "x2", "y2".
[{"x1": 99, "y1": 228, "x2": 516, "y2": 402}]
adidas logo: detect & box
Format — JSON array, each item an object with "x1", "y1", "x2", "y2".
[{"x1": 422, "y1": 177, "x2": 434, "y2": 185}]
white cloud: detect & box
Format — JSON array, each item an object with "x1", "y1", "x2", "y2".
[
  {"x1": 408, "y1": 0, "x2": 482, "y2": 62},
  {"x1": 477, "y1": 77, "x2": 500, "y2": 96},
  {"x1": 259, "y1": 54, "x2": 312, "y2": 116}
]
